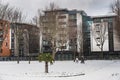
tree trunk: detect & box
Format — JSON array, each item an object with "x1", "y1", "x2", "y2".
[
  {"x1": 73, "y1": 43, "x2": 76, "y2": 62},
  {"x1": 101, "y1": 46, "x2": 104, "y2": 59},
  {"x1": 61, "y1": 47, "x2": 63, "y2": 61},
  {"x1": 73, "y1": 50, "x2": 76, "y2": 62},
  {"x1": 45, "y1": 61, "x2": 48, "y2": 73},
  {"x1": 80, "y1": 50, "x2": 84, "y2": 63},
  {"x1": 29, "y1": 59, "x2": 30, "y2": 64},
  {"x1": 80, "y1": 43, "x2": 84, "y2": 63},
  {"x1": 81, "y1": 56, "x2": 84, "y2": 63},
  {"x1": 28, "y1": 54, "x2": 31, "y2": 64},
  {"x1": 52, "y1": 48, "x2": 56, "y2": 61},
  {"x1": 52, "y1": 40, "x2": 56, "y2": 61},
  {"x1": 17, "y1": 56, "x2": 19, "y2": 64}
]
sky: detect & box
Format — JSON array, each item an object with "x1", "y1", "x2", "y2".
[{"x1": 1, "y1": 0, "x2": 115, "y2": 21}]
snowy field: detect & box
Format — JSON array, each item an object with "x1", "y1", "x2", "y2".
[{"x1": 0, "y1": 60, "x2": 120, "y2": 80}]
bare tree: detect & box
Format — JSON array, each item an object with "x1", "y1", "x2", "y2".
[
  {"x1": 0, "y1": 2, "x2": 25, "y2": 23},
  {"x1": 69, "y1": 26, "x2": 77, "y2": 61},
  {"x1": 28, "y1": 26, "x2": 40, "y2": 64},
  {"x1": 10, "y1": 8, "x2": 25, "y2": 23},
  {"x1": 45, "y1": 2, "x2": 59, "y2": 11},
  {"x1": 92, "y1": 21, "x2": 108, "y2": 59},
  {"x1": 39, "y1": 2, "x2": 59, "y2": 60},
  {"x1": 31, "y1": 9, "x2": 41, "y2": 26},
  {"x1": 14, "y1": 26, "x2": 24, "y2": 64},
  {"x1": 57, "y1": 20, "x2": 68, "y2": 60},
  {"x1": 10, "y1": 9, "x2": 25, "y2": 64},
  {"x1": 111, "y1": 0, "x2": 120, "y2": 41},
  {"x1": 13, "y1": 24, "x2": 39, "y2": 64},
  {"x1": 0, "y1": 3, "x2": 11, "y2": 20},
  {"x1": 77, "y1": 26, "x2": 84, "y2": 63}
]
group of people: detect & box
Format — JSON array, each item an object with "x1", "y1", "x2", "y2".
[{"x1": 75, "y1": 56, "x2": 84, "y2": 63}]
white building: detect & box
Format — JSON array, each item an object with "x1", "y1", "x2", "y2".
[{"x1": 91, "y1": 14, "x2": 120, "y2": 56}]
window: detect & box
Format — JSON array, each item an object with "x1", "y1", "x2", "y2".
[
  {"x1": 0, "y1": 49, "x2": 2, "y2": 53},
  {"x1": 94, "y1": 19, "x2": 101, "y2": 23},
  {"x1": 11, "y1": 43, "x2": 14, "y2": 48},
  {"x1": 11, "y1": 30, "x2": 14, "y2": 33},
  {"x1": 69, "y1": 14, "x2": 76, "y2": 20},
  {"x1": 58, "y1": 15, "x2": 66, "y2": 19},
  {"x1": 59, "y1": 22, "x2": 66, "y2": 25},
  {"x1": 6, "y1": 43, "x2": 8, "y2": 47},
  {"x1": 94, "y1": 23, "x2": 101, "y2": 32},
  {"x1": 12, "y1": 33, "x2": 14, "y2": 37},
  {"x1": 43, "y1": 40, "x2": 48, "y2": 45},
  {"x1": 61, "y1": 46, "x2": 66, "y2": 49},
  {"x1": 11, "y1": 39, "x2": 14, "y2": 42},
  {"x1": 0, "y1": 38, "x2": 3, "y2": 41},
  {"x1": 11, "y1": 49, "x2": 14, "y2": 53}
]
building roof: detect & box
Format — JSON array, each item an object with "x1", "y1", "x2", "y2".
[
  {"x1": 68, "y1": 9, "x2": 87, "y2": 15},
  {"x1": 44, "y1": 8, "x2": 68, "y2": 13},
  {"x1": 44, "y1": 8, "x2": 87, "y2": 15},
  {"x1": 91, "y1": 13, "x2": 117, "y2": 19}
]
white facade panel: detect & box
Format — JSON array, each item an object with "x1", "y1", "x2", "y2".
[
  {"x1": 91, "y1": 22, "x2": 109, "y2": 51},
  {"x1": 76, "y1": 13, "x2": 82, "y2": 52}
]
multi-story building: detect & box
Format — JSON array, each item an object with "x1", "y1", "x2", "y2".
[
  {"x1": 91, "y1": 14, "x2": 120, "y2": 57},
  {"x1": 0, "y1": 21, "x2": 40, "y2": 60},
  {"x1": 10, "y1": 23, "x2": 40, "y2": 57},
  {"x1": 0, "y1": 11, "x2": 119, "y2": 60},
  {"x1": 40, "y1": 9, "x2": 70, "y2": 59},
  {"x1": 0, "y1": 20, "x2": 11, "y2": 57},
  {"x1": 40, "y1": 9, "x2": 91, "y2": 60}
]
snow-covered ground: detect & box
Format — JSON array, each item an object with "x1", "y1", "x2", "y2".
[{"x1": 0, "y1": 60, "x2": 120, "y2": 80}]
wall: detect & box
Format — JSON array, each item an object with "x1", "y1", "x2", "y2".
[{"x1": 0, "y1": 20, "x2": 11, "y2": 57}]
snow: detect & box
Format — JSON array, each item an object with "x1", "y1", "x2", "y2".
[
  {"x1": 0, "y1": 60, "x2": 120, "y2": 80},
  {"x1": 91, "y1": 13, "x2": 117, "y2": 18}
]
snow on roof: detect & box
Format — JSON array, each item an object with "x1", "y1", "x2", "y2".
[{"x1": 91, "y1": 13, "x2": 117, "y2": 18}]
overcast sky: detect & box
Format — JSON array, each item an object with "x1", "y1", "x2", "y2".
[{"x1": 1, "y1": 0, "x2": 114, "y2": 21}]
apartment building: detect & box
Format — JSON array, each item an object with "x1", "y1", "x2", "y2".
[
  {"x1": 40, "y1": 9, "x2": 69, "y2": 54},
  {"x1": 40, "y1": 9, "x2": 91, "y2": 60}
]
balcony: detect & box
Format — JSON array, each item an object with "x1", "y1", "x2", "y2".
[
  {"x1": 69, "y1": 19, "x2": 77, "y2": 22},
  {"x1": 58, "y1": 15, "x2": 66, "y2": 19},
  {"x1": 69, "y1": 24, "x2": 77, "y2": 27},
  {"x1": 58, "y1": 22, "x2": 66, "y2": 25}
]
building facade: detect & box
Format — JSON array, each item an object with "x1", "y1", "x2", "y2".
[
  {"x1": 0, "y1": 11, "x2": 119, "y2": 60},
  {"x1": 0, "y1": 21, "x2": 40, "y2": 60},
  {"x1": 10, "y1": 23, "x2": 40, "y2": 57},
  {"x1": 40, "y1": 9, "x2": 91, "y2": 60},
  {"x1": 91, "y1": 14, "x2": 120, "y2": 57},
  {"x1": 0, "y1": 20, "x2": 11, "y2": 57}
]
